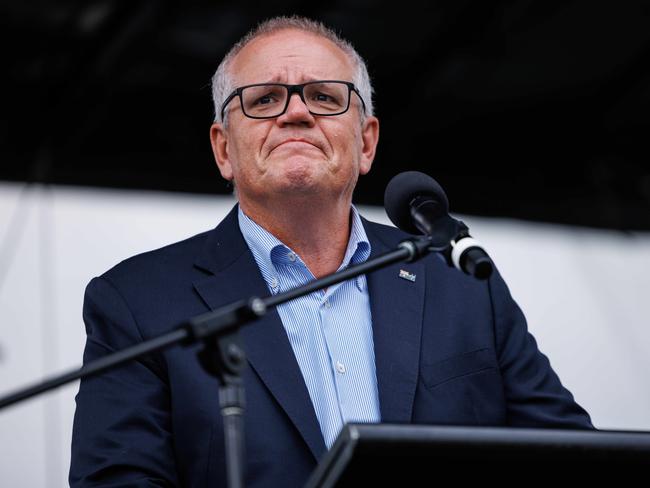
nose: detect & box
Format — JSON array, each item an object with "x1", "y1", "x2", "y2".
[{"x1": 276, "y1": 92, "x2": 316, "y2": 127}]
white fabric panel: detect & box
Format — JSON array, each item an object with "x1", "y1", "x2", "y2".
[{"x1": 0, "y1": 182, "x2": 648, "y2": 487}]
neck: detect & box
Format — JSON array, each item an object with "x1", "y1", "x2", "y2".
[{"x1": 239, "y1": 195, "x2": 353, "y2": 278}]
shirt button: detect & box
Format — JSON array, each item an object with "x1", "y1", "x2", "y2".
[
  {"x1": 324, "y1": 299, "x2": 331, "y2": 309},
  {"x1": 288, "y1": 252, "x2": 297, "y2": 262},
  {"x1": 336, "y1": 361, "x2": 346, "y2": 374},
  {"x1": 269, "y1": 277, "x2": 279, "y2": 289}
]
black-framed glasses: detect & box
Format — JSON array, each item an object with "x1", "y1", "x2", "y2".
[{"x1": 220, "y1": 80, "x2": 367, "y2": 120}]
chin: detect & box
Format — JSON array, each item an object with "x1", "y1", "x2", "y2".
[
  {"x1": 279, "y1": 173, "x2": 320, "y2": 194},
  {"x1": 273, "y1": 158, "x2": 322, "y2": 186}
]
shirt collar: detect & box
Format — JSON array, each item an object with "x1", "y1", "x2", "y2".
[{"x1": 238, "y1": 205, "x2": 371, "y2": 291}]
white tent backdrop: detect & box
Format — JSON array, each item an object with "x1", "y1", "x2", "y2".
[{"x1": 1, "y1": 182, "x2": 649, "y2": 487}]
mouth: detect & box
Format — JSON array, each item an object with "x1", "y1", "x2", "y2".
[{"x1": 272, "y1": 138, "x2": 320, "y2": 152}]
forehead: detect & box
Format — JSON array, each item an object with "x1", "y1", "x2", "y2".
[{"x1": 230, "y1": 29, "x2": 355, "y2": 85}]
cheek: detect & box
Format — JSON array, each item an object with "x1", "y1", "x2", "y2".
[
  {"x1": 341, "y1": 128, "x2": 363, "y2": 163},
  {"x1": 228, "y1": 124, "x2": 267, "y2": 166},
  {"x1": 329, "y1": 124, "x2": 362, "y2": 159}
]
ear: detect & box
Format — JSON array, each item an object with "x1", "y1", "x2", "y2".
[
  {"x1": 210, "y1": 122, "x2": 233, "y2": 181},
  {"x1": 359, "y1": 116, "x2": 379, "y2": 175}
]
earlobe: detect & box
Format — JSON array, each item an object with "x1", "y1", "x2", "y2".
[
  {"x1": 210, "y1": 123, "x2": 234, "y2": 181},
  {"x1": 360, "y1": 116, "x2": 379, "y2": 174}
]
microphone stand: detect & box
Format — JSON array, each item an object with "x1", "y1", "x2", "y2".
[{"x1": 0, "y1": 236, "x2": 437, "y2": 488}]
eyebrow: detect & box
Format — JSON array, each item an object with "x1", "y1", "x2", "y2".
[{"x1": 254, "y1": 73, "x2": 325, "y2": 84}]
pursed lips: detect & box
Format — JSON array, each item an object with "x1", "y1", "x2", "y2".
[{"x1": 271, "y1": 138, "x2": 321, "y2": 152}]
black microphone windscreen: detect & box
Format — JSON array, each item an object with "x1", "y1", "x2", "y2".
[{"x1": 384, "y1": 171, "x2": 449, "y2": 234}]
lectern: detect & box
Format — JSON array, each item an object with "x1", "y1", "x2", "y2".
[{"x1": 306, "y1": 424, "x2": 650, "y2": 487}]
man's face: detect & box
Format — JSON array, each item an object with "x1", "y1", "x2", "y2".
[{"x1": 210, "y1": 29, "x2": 379, "y2": 207}]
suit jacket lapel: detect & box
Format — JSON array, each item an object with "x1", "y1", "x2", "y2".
[
  {"x1": 192, "y1": 206, "x2": 326, "y2": 460},
  {"x1": 364, "y1": 220, "x2": 426, "y2": 423}
]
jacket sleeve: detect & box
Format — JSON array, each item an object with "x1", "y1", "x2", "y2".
[
  {"x1": 488, "y1": 269, "x2": 594, "y2": 429},
  {"x1": 69, "y1": 276, "x2": 180, "y2": 487}
]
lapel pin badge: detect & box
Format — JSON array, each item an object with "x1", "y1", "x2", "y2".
[{"x1": 399, "y1": 269, "x2": 416, "y2": 282}]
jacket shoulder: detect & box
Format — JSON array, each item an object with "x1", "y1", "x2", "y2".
[{"x1": 100, "y1": 229, "x2": 213, "y2": 289}]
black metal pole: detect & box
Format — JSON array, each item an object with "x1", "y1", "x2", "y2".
[
  {"x1": 0, "y1": 237, "x2": 433, "y2": 410},
  {"x1": 0, "y1": 328, "x2": 188, "y2": 410},
  {"x1": 0, "y1": 236, "x2": 436, "y2": 488},
  {"x1": 221, "y1": 384, "x2": 246, "y2": 488}
]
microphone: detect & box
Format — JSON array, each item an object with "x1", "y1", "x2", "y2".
[{"x1": 384, "y1": 171, "x2": 493, "y2": 280}]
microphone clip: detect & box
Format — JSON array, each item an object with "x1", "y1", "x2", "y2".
[{"x1": 411, "y1": 207, "x2": 493, "y2": 280}]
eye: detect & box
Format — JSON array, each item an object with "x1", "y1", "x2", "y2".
[
  {"x1": 305, "y1": 83, "x2": 346, "y2": 108},
  {"x1": 254, "y1": 93, "x2": 278, "y2": 105},
  {"x1": 314, "y1": 92, "x2": 335, "y2": 102}
]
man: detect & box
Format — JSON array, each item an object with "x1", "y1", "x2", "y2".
[{"x1": 70, "y1": 16, "x2": 592, "y2": 488}]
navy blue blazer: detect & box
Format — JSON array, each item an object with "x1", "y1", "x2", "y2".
[{"x1": 70, "y1": 205, "x2": 592, "y2": 487}]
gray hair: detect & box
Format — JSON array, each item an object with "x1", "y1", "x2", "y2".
[{"x1": 211, "y1": 15, "x2": 374, "y2": 125}]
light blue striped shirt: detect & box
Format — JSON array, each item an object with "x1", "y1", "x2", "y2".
[{"x1": 238, "y1": 206, "x2": 381, "y2": 448}]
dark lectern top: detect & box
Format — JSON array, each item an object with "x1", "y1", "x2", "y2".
[{"x1": 306, "y1": 423, "x2": 650, "y2": 488}]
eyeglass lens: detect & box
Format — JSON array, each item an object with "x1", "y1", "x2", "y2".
[{"x1": 241, "y1": 82, "x2": 349, "y2": 117}]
